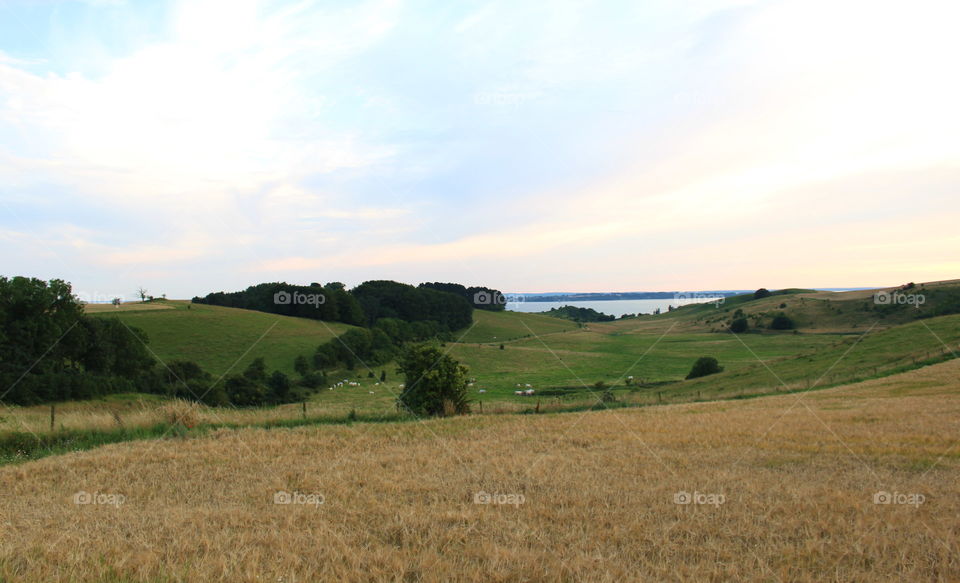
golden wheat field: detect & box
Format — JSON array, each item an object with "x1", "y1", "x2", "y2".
[{"x1": 1, "y1": 360, "x2": 959, "y2": 582}]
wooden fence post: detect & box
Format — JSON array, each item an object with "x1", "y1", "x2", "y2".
[
  {"x1": 302, "y1": 402, "x2": 307, "y2": 419},
  {"x1": 50, "y1": 404, "x2": 55, "y2": 432}
]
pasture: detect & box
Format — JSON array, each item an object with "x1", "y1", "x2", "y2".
[{"x1": 88, "y1": 300, "x2": 355, "y2": 377}]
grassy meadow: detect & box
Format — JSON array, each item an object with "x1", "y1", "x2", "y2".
[
  {"x1": 88, "y1": 300, "x2": 355, "y2": 377},
  {"x1": 10, "y1": 284, "x2": 954, "y2": 437}
]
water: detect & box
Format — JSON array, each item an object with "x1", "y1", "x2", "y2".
[{"x1": 506, "y1": 298, "x2": 724, "y2": 318}]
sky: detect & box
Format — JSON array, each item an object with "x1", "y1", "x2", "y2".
[{"x1": 1, "y1": 0, "x2": 958, "y2": 300}]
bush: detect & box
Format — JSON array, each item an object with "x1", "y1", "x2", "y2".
[
  {"x1": 396, "y1": 344, "x2": 470, "y2": 417},
  {"x1": 686, "y1": 356, "x2": 724, "y2": 379},
  {"x1": 729, "y1": 317, "x2": 748, "y2": 333},
  {"x1": 770, "y1": 314, "x2": 795, "y2": 330},
  {"x1": 754, "y1": 288, "x2": 771, "y2": 300},
  {"x1": 300, "y1": 371, "x2": 327, "y2": 389}
]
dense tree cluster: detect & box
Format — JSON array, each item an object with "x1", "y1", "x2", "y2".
[
  {"x1": 192, "y1": 282, "x2": 365, "y2": 326},
  {"x1": 352, "y1": 280, "x2": 472, "y2": 330},
  {"x1": 544, "y1": 305, "x2": 616, "y2": 322},
  {"x1": 0, "y1": 277, "x2": 154, "y2": 404},
  {"x1": 418, "y1": 282, "x2": 507, "y2": 311}
]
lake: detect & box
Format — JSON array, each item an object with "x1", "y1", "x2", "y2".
[{"x1": 506, "y1": 298, "x2": 725, "y2": 318}]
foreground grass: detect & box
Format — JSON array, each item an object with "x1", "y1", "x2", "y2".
[{"x1": 1, "y1": 360, "x2": 958, "y2": 581}]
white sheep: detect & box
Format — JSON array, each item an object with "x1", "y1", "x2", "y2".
[
  {"x1": 514, "y1": 390, "x2": 524, "y2": 395},
  {"x1": 524, "y1": 389, "x2": 535, "y2": 395}
]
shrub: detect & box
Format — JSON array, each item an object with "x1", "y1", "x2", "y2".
[
  {"x1": 770, "y1": 314, "x2": 795, "y2": 330},
  {"x1": 300, "y1": 371, "x2": 327, "y2": 389},
  {"x1": 686, "y1": 356, "x2": 724, "y2": 379},
  {"x1": 729, "y1": 317, "x2": 748, "y2": 333},
  {"x1": 754, "y1": 288, "x2": 771, "y2": 300},
  {"x1": 397, "y1": 344, "x2": 470, "y2": 417}
]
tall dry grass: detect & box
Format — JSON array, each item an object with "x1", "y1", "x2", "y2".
[{"x1": 0, "y1": 360, "x2": 958, "y2": 581}]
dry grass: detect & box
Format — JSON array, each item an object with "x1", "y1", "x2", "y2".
[{"x1": 1, "y1": 361, "x2": 959, "y2": 581}]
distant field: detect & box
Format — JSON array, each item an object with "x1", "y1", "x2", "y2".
[
  {"x1": 2, "y1": 360, "x2": 957, "y2": 581},
  {"x1": 455, "y1": 309, "x2": 578, "y2": 343},
  {"x1": 90, "y1": 300, "x2": 355, "y2": 377},
  {"x1": 450, "y1": 327, "x2": 840, "y2": 396},
  {"x1": 84, "y1": 302, "x2": 174, "y2": 313}
]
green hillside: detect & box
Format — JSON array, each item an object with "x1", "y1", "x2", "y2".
[
  {"x1": 456, "y1": 309, "x2": 579, "y2": 343},
  {"x1": 89, "y1": 300, "x2": 356, "y2": 377},
  {"x1": 81, "y1": 281, "x2": 960, "y2": 412}
]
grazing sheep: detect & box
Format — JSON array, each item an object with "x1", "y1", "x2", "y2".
[
  {"x1": 514, "y1": 390, "x2": 524, "y2": 396},
  {"x1": 524, "y1": 389, "x2": 535, "y2": 395},
  {"x1": 478, "y1": 389, "x2": 486, "y2": 394}
]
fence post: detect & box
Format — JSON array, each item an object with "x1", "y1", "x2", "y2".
[
  {"x1": 302, "y1": 402, "x2": 306, "y2": 419},
  {"x1": 50, "y1": 404, "x2": 55, "y2": 432},
  {"x1": 657, "y1": 392, "x2": 662, "y2": 403},
  {"x1": 479, "y1": 401, "x2": 483, "y2": 414}
]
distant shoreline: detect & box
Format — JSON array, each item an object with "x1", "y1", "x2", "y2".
[{"x1": 508, "y1": 288, "x2": 874, "y2": 302}]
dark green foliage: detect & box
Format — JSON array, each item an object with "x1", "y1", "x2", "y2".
[
  {"x1": 300, "y1": 371, "x2": 327, "y2": 389},
  {"x1": 686, "y1": 356, "x2": 724, "y2": 379},
  {"x1": 191, "y1": 282, "x2": 365, "y2": 326},
  {"x1": 243, "y1": 357, "x2": 268, "y2": 382},
  {"x1": 224, "y1": 374, "x2": 267, "y2": 407},
  {"x1": 419, "y1": 282, "x2": 507, "y2": 312},
  {"x1": 396, "y1": 344, "x2": 470, "y2": 417},
  {"x1": 544, "y1": 305, "x2": 615, "y2": 322},
  {"x1": 267, "y1": 371, "x2": 292, "y2": 402},
  {"x1": 770, "y1": 314, "x2": 795, "y2": 330},
  {"x1": 0, "y1": 276, "x2": 155, "y2": 405},
  {"x1": 293, "y1": 355, "x2": 310, "y2": 376},
  {"x1": 754, "y1": 288, "x2": 772, "y2": 300},
  {"x1": 352, "y1": 280, "x2": 472, "y2": 330},
  {"x1": 729, "y1": 317, "x2": 749, "y2": 333}
]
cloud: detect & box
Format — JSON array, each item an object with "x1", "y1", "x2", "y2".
[{"x1": 1, "y1": 0, "x2": 958, "y2": 296}]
